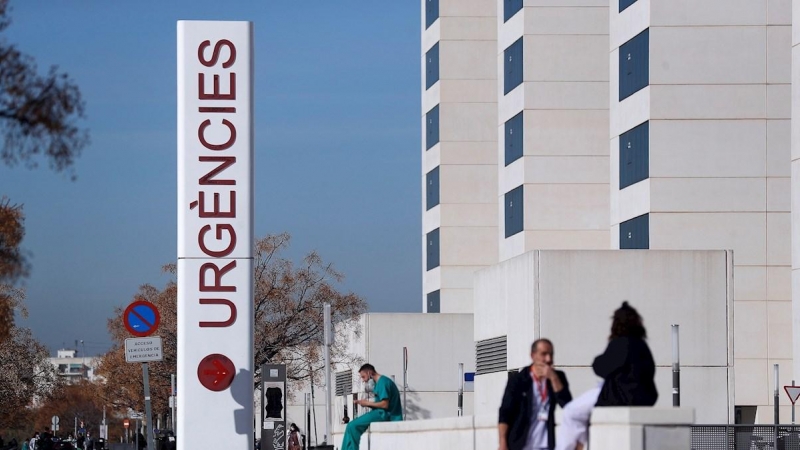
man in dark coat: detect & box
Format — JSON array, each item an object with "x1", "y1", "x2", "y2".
[{"x1": 498, "y1": 339, "x2": 573, "y2": 450}]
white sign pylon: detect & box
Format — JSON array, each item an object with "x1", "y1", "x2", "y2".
[{"x1": 784, "y1": 386, "x2": 800, "y2": 404}]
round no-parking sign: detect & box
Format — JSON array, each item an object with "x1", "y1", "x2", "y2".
[{"x1": 123, "y1": 300, "x2": 161, "y2": 337}]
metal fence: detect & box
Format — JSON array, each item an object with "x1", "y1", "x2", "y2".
[{"x1": 691, "y1": 425, "x2": 800, "y2": 450}]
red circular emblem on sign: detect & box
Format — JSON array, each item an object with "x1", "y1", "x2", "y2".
[{"x1": 197, "y1": 354, "x2": 236, "y2": 391}]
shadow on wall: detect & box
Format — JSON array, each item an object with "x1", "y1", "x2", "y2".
[
  {"x1": 402, "y1": 389, "x2": 432, "y2": 421},
  {"x1": 232, "y1": 368, "x2": 254, "y2": 435}
]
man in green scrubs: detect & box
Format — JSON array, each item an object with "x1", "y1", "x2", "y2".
[{"x1": 341, "y1": 363, "x2": 403, "y2": 450}]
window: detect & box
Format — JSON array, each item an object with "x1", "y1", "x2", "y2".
[
  {"x1": 426, "y1": 166, "x2": 440, "y2": 210},
  {"x1": 505, "y1": 112, "x2": 523, "y2": 166},
  {"x1": 427, "y1": 290, "x2": 440, "y2": 313},
  {"x1": 619, "y1": 0, "x2": 638, "y2": 12},
  {"x1": 505, "y1": 185, "x2": 524, "y2": 238},
  {"x1": 619, "y1": 29, "x2": 649, "y2": 101},
  {"x1": 504, "y1": 38, "x2": 523, "y2": 95},
  {"x1": 619, "y1": 121, "x2": 649, "y2": 189},
  {"x1": 620, "y1": 214, "x2": 649, "y2": 249},
  {"x1": 426, "y1": 228, "x2": 440, "y2": 270},
  {"x1": 426, "y1": 43, "x2": 440, "y2": 90},
  {"x1": 425, "y1": 0, "x2": 439, "y2": 29},
  {"x1": 426, "y1": 105, "x2": 440, "y2": 150},
  {"x1": 504, "y1": 0, "x2": 523, "y2": 22}
]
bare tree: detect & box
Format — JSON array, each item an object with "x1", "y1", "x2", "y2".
[
  {"x1": 253, "y1": 233, "x2": 367, "y2": 389},
  {"x1": 0, "y1": 0, "x2": 89, "y2": 338},
  {"x1": 0, "y1": 324, "x2": 60, "y2": 429},
  {"x1": 96, "y1": 233, "x2": 368, "y2": 418}
]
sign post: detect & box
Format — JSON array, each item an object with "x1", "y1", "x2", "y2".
[
  {"x1": 261, "y1": 365, "x2": 287, "y2": 450},
  {"x1": 177, "y1": 20, "x2": 254, "y2": 450},
  {"x1": 122, "y1": 299, "x2": 161, "y2": 450},
  {"x1": 51, "y1": 415, "x2": 59, "y2": 433},
  {"x1": 785, "y1": 382, "x2": 800, "y2": 424}
]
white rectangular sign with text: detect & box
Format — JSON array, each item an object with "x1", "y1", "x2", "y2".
[
  {"x1": 177, "y1": 20, "x2": 254, "y2": 450},
  {"x1": 124, "y1": 337, "x2": 163, "y2": 363}
]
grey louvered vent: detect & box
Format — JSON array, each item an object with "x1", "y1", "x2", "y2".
[
  {"x1": 476, "y1": 336, "x2": 508, "y2": 375},
  {"x1": 335, "y1": 370, "x2": 353, "y2": 396}
]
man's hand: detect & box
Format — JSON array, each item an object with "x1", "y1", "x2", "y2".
[{"x1": 538, "y1": 363, "x2": 564, "y2": 393}]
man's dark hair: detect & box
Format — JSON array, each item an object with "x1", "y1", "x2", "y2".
[
  {"x1": 610, "y1": 301, "x2": 647, "y2": 339},
  {"x1": 359, "y1": 363, "x2": 376, "y2": 373},
  {"x1": 530, "y1": 338, "x2": 553, "y2": 354}
]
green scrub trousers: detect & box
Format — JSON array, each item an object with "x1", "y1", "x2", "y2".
[
  {"x1": 342, "y1": 375, "x2": 403, "y2": 450},
  {"x1": 341, "y1": 409, "x2": 390, "y2": 450}
]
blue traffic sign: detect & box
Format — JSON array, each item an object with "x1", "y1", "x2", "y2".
[{"x1": 123, "y1": 300, "x2": 160, "y2": 337}]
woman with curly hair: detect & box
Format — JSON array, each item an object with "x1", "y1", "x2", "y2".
[{"x1": 556, "y1": 301, "x2": 658, "y2": 450}]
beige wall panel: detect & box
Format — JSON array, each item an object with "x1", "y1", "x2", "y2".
[
  {"x1": 649, "y1": 120, "x2": 766, "y2": 178},
  {"x1": 649, "y1": 178, "x2": 766, "y2": 213},
  {"x1": 733, "y1": 301, "x2": 768, "y2": 359},
  {"x1": 524, "y1": 184, "x2": 609, "y2": 230},
  {"x1": 523, "y1": 6, "x2": 608, "y2": 35},
  {"x1": 523, "y1": 156, "x2": 609, "y2": 184},
  {"x1": 735, "y1": 266, "x2": 768, "y2": 301},
  {"x1": 523, "y1": 110, "x2": 609, "y2": 156},
  {"x1": 524, "y1": 35, "x2": 608, "y2": 82},
  {"x1": 650, "y1": 26, "x2": 766, "y2": 85},
  {"x1": 650, "y1": 85, "x2": 766, "y2": 120},
  {"x1": 649, "y1": 213, "x2": 766, "y2": 265}
]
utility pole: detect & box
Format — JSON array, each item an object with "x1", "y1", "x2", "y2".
[
  {"x1": 323, "y1": 303, "x2": 332, "y2": 444},
  {"x1": 671, "y1": 324, "x2": 680, "y2": 407}
]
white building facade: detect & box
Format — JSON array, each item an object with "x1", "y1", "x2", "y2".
[
  {"x1": 424, "y1": 0, "x2": 795, "y2": 425},
  {"x1": 497, "y1": 1, "x2": 610, "y2": 261},
  {"x1": 422, "y1": 0, "x2": 499, "y2": 313},
  {"x1": 50, "y1": 349, "x2": 100, "y2": 384}
]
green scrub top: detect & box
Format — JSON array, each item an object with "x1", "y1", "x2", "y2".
[{"x1": 374, "y1": 375, "x2": 403, "y2": 421}]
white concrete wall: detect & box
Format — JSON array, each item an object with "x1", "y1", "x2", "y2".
[
  {"x1": 791, "y1": 0, "x2": 800, "y2": 421},
  {"x1": 474, "y1": 250, "x2": 733, "y2": 424},
  {"x1": 497, "y1": 2, "x2": 610, "y2": 262},
  {"x1": 612, "y1": 0, "x2": 792, "y2": 423},
  {"x1": 330, "y1": 408, "x2": 694, "y2": 450},
  {"x1": 422, "y1": 0, "x2": 498, "y2": 313}
]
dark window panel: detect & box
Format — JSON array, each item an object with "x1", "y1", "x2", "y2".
[
  {"x1": 619, "y1": 121, "x2": 649, "y2": 189},
  {"x1": 425, "y1": 0, "x2": 439, "y2": 29},
  {"x1": 505, "y1": 185, "x2": 524, "y2": 238},
  {"x1": 619, "y1": 0, "x2": 638, "y2": 12},
  {"x1": 505, "y1": 111, "x2": 524, "y2": 166},
  {"x1": 426, "y1": 166, "x2": 440, "y2": 210},
  {"x1": 426, "y1": 43, "x2": 440, "y2": 90},
  {"x1": 427, "y1": 290, "x2": 440, "y2": 313},
  {"x1": 426, "y1": 105, "x2": 440, "y2": 150},
  {"x1": 426, "y1": 228, "x2": 440, "y2": 270},
  {"x1": 619, "y1": 28, "x2": 649, "y2": 101},
  {"x1": 504, "y1": 38, "x2": 524, "y2": 95},
  {"x1": 620, "y1": 214, "x2": 649, "y2": 249},
  {"x1": 504, "y1": 0, "x2": 523, "y2": 22}
]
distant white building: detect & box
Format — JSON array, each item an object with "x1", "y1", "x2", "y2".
[{"x1": 49, "y1": 349, "x2": 100, "y2": 383}]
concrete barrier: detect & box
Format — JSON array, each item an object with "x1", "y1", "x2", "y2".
[
  {"x1": 589, "y1": 407, "x2": 695, "y2": 450},
  {"x1": 331, "y1": 407, "x2": 694, "y2": 449}
]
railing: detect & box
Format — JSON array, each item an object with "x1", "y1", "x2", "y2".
[{"x1": 691, "y1": 425, "x2": 800, "y2": 450}]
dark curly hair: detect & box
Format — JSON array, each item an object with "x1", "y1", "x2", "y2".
[{"x1": 609, "y1": 301, "x2": 646, "y2": 339}]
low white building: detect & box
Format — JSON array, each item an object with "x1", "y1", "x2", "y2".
[
  {"x1": 279, "y1": 313, "x2": 475, "y2": 446},
  {"x1": 474, "y1": 249, "x2": 733, "y2": 424},
  {"x1": 49, "y1": 349, "x2": 100, "y2": 384}
]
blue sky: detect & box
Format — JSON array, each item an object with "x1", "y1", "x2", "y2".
[{"x1": 0, "y1": 1, "x2": 422, "y2": 355}]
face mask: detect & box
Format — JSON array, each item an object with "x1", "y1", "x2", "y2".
[{"x1": 365, "y1": 378, "x2": 376, "y2": 393}]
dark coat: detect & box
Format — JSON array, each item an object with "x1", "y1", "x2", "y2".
[
  {"x1": 499, "y1": 367, "x2": 572, "y2": 450},
  {"x1": 593, "y1": 336, "x2": 658, "y2": 407}
]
